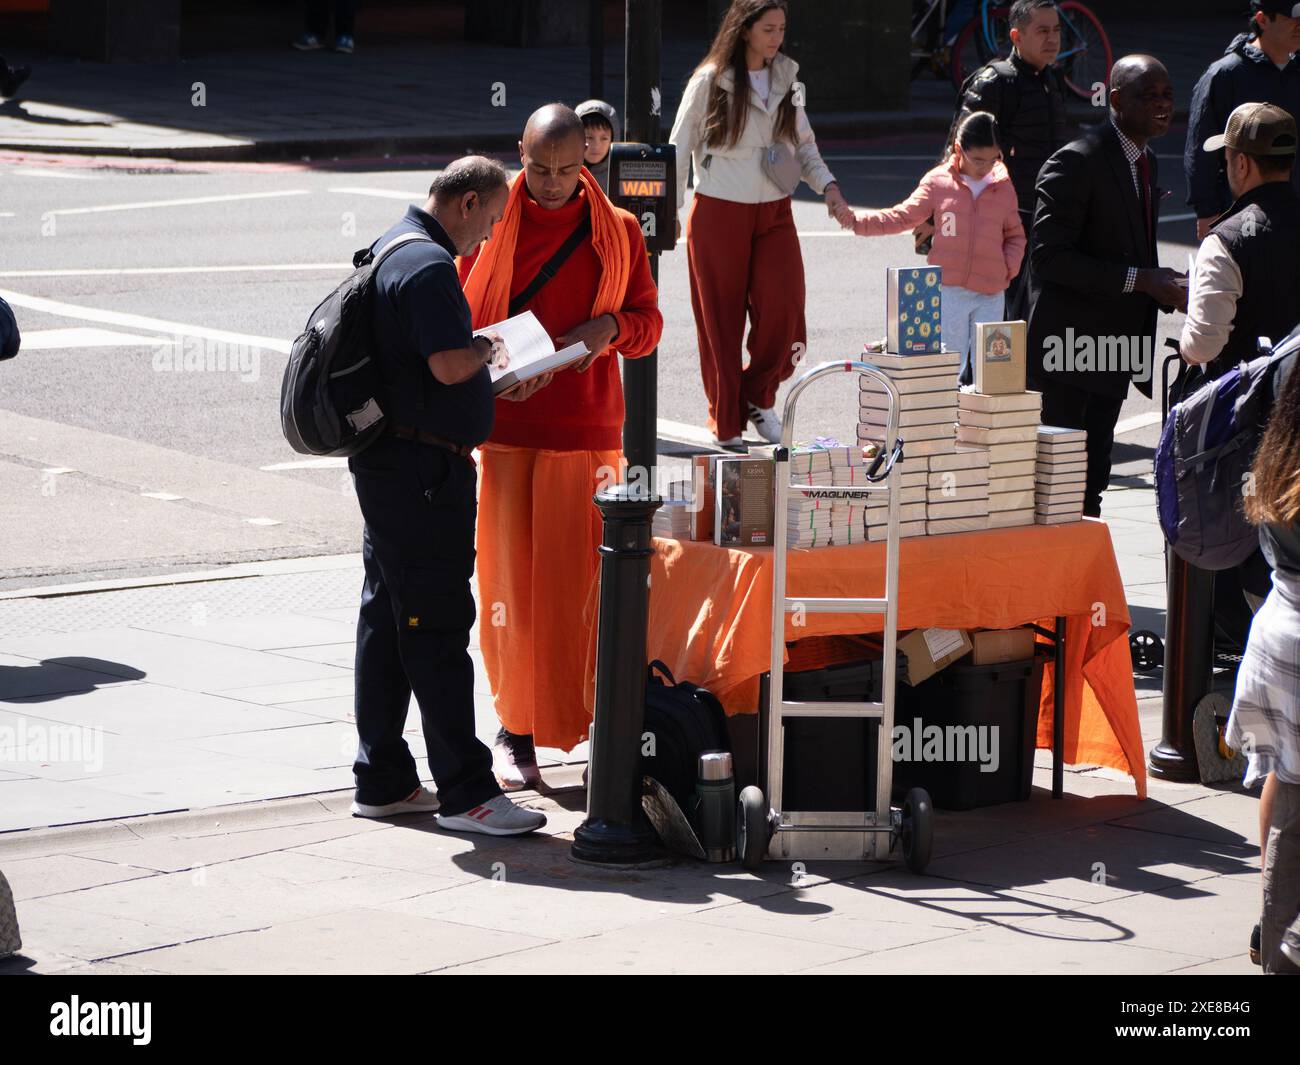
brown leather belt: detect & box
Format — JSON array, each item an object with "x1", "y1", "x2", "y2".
[{"x1": 385, "y1": 424, "x2": 476, "y2": 459}]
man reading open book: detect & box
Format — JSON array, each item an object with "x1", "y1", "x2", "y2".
[{"x1": 459, "y1": 103, "x2": 663, "y2": 787}]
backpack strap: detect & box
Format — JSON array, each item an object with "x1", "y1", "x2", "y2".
[
  {"x1": 508, "y1": 216, "x2": 593, "y2": 317},
  {"x1": 354, "y1": 231, "x2": 435, "y2": 270},
  {"x1": 648, "y1": 660, "x2": 677, "y2": 687}
]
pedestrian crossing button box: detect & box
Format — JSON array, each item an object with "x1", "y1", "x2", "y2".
[{"x1": 608, "y1": 142, "x2": 677, "y2": 253}]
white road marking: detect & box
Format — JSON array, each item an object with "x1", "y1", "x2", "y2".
[
  {"x1": 0, "y1": 263, "x2": 350, "y2": 279},
  {"x1": 0, "y1": 288, "x2": 292, "y2": 354},
  {"x1": 261, "y1": 458, "x2": 349, "y2": 471},
  {"x1": 1115, "y1": 411, "x2": 1162, "y2": 435},
  {"x1": 19, "y1": 327, "x2": 170, "y2": 349},
  {"x1": 45, "y1": 189, "x2": 311, "y2": 217},
  {"x1": 6, "y1": 166, "x2": 99, "y2": 180},
  {"x1": 141, "y1": 491, "x2": 184, "y2": 501},
  {"x1": 329, "y1": 186, "x2": 420, "y2": 200},
  {"x1": 41, "y1": 467, "x2": 76, "y2": 475},
  {"x1": 657, "y1": 417, "x2": 717, "y2": 447},
  {"x1": 245, "y1": 517, "x2": 283, "y2": 526}
]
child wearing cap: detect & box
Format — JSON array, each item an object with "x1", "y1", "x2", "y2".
[{"x1": 576, "y1": 99, "x2": 620, "y2": 189}]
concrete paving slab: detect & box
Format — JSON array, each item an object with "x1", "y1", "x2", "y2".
[
  {"x1": 215, "y1": 675, "x2": 354, "y2": 705},
  {"x1": 0, "y1": 627, "x2": 350, "y2": 693},
  {"x1": 0, "y1": 682, "x2": 325, "y2": 740},
  {"x1": 0, "y1": 777, "x2": 177, "y2": 832},
  {"x1": 35, "y1": 850, "x2": 461, "y2": 939},
  {"x1": 437, "y1": 914, "x2": 865, "y2": 975},
  {"x1": 0, "y1": 651, "x2": 139, "y2": 700},
  {"x1": 176, "y1": 718, "x2": 376, "y2": 771},
  {"x1": 9, "y1": 897, "x2": 199, "y2": 965},
  {"x1": 798, "y1": 922, "x2": 1208, "y2": 974},
  {"x1": 129, "y1": 614, "x2": 357, "y2": 651},
  {"x1": 115, "y1": 907, "x2": 552, "y2": 975},
  {"x1": 3, "y1": 852, "x2": 156, "y2": 901}
]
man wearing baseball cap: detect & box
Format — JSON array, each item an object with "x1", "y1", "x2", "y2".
[
  {"x1": 1180, "y1": 102, "x2": 1300, "y2": 373},
  {"x1": 1185, "y1": 2, "x2": 1300, "y2": 240}
]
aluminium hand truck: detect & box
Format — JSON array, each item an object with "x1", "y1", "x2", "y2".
[{"x1": 736, "y1": 360, "x2": 934, "y2": 872}]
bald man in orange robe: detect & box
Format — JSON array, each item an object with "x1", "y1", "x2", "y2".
[{"x1": 459, "y1": 104, "x2": 663, "y2": 787}]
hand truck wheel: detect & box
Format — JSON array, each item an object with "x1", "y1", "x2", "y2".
[
  {"x1": 737, "y1": 786, "x2": 769, "y2": 870},
  {"x1": 901, "y1": 787, "x2": 934, "y2": 874},
  {"x1": 1129, "y1": 629, "x2": 1164, "y2": 673}
]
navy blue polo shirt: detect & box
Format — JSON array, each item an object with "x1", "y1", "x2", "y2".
[{"x1": 369, "y1": 205, "x2": 494, "y2": 447}]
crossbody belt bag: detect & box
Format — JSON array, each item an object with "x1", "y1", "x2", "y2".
[{"x1": 506, "y1": 215, "x2": 594, "y2": 317}]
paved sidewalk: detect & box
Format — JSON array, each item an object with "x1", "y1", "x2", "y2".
[
  {"x1": 0, "y1": 13, "x2": 1238, "y2": 160},
  {"x1": 0, "y1": 466, "x2": 1264, "y2": 974}
]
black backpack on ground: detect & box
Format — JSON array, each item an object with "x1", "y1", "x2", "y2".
[
  {"x1": 280, "y1": 232, "x2": 432, "y2": 457},
  {"x1": 640, "y1": 660, "x2": 731, "y2": 812},
  {"x1": 0, "y1": 296, "x2": 18, "y2": 362}
]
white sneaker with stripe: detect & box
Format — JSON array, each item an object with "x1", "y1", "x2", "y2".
[{"x1": 436, "y1": 794, "x2": 547, "y2": 836}]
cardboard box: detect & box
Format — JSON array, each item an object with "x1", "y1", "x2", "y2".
[
  {"x1": 968, "y1": 627, "x2": 1037, "y2": 666},
  {"x1": 899, "y1": 627, "x2": 972, "y2": 686}
]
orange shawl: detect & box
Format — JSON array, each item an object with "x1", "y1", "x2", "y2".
[{"x1": 459, "y1": 168, "x2": 632, "y2": 334}]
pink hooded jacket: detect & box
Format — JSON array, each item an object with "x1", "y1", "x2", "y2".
[{"x1": 854, "y1": 157, "x2": 1026, "y2": 296}]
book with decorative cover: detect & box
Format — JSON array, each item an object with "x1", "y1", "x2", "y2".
[
  {"x1": 886, "y1": 268, "x2": 944, "y2": 354},
  {"x1": 973, "y1": 320, "x2": 1027, "y2": 395},
  {"x1": 714, "y1": 457, "x2": 775, "y2": 547}
]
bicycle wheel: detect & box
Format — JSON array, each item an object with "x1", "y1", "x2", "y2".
[
  {"x1": 979, "y1": 5, "x2": 1011, "y2": 63},
  {"x1": 951, "y1": 6, "x2": 1009, "y2": 91},
  {"x1": 1057, "y1": 1, "x2": 1112, "y2": 102}
]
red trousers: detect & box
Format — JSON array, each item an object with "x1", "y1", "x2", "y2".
[{"x1": 686, "y1": 193, "x2": 807, "y2": 441}]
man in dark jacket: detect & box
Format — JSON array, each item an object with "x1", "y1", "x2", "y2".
[
  {"x1": 945, "y1": 0, "x2": 1071, "y2": 316},
  {"x1": 1185, "y1": 1, "x2": 1300, "y2": 239},
  {"x1": 1027, "y1": 55, "x2": 1187, "y2": 518},
  {"x1": 0, "y1": 296, "x2": 18, "y2": 362}
]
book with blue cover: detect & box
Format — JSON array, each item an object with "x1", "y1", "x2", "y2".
[{"x1": 886, "y1": 267, "x2": 943, "y2": 354}]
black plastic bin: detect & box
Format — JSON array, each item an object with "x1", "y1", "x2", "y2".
[{"x1": 892, "y1": 652, "x2": 1048, "y2": 810}]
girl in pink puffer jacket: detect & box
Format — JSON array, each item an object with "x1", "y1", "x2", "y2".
[{"x1": 851, "y1": 112, "x2": 1026, "y2": 382}]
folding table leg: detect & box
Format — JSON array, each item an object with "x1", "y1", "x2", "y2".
[{"x1": 1053, "y1": 615, "x2": 1066, "y2": 799}]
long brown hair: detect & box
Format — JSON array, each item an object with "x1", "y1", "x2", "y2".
[
  {"x1": 1246, "y1": 359, "x2": 1300, "y2": 526},
  {"x1": 695, "y1": 0, "x2": 798, "y2": 150}
]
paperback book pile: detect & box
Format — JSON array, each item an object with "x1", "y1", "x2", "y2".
[
  {"x1": 786, "y1": 445, "x2": 868, "y2": 548},
  {"x1": 858, "y1": 348, "x2": 961, "y2": 538},
  {"x1": 651, "y1": 481, "x2": 694, "y2": 540},
  {"x1": 925, "y1": 445, "x2": 991, "y2": 535},
  {"x1": 956, "y1": 389, "x2": 1042, "y2": 529},
  {"x1": 1035, "y1": 426, "x2": 1088, "y2": 525}
]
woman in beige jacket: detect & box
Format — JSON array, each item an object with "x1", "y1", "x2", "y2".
[{"x1": 669, "y1": 0, "x2": 852, "y2": 448}]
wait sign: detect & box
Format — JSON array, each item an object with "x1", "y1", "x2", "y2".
[{"x1": 607, "y1": 143, "x2": 677, "y2": 253}]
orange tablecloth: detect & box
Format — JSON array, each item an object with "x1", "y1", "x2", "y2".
[{"x1": 584, "y1": 518, "x2": 1146, "y2": 798}]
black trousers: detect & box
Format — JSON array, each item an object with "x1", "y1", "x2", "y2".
[
  {"x1": 348, "y1": 435, "x2": 498, "y2": 816},
  {"x1": 1034, "y1": 379, "x2": 1125, "y2": 519},
  {"x1": 305, "y1": 0, "x2": 356, "y2": 37}
]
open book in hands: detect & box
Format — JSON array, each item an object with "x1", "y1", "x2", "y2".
[{"x1": 480, "y1": 311, "x2": 589, "y2": 396}]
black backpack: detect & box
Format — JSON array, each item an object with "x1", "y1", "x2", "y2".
[
  {"x1": 280, "y1": 232, "x2": 432, "y2": 457},
  {"x1": 0, "y1": 296, "x2": 18, "y2": 362},
  {"x1": 641, "y1": 661, "x2": 731, "y2": 812}
]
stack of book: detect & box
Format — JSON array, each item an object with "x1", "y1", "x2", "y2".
[
  {"x1": 858, "y1": 349, "x2": 960, "y2": 539},
  {"x1": 925, "y1": 446, "x2": 992, "y2": 535},
  {"x1": 1035, "y1": 426, "x2": 1088, "y2": 524},
  {"x1": 957, "y1": 389, "x2": 1041, "y2": 529},
  {"x1": 652, "y1": 497, "x2": 693, "y2": 540},
  {"x1": 786, "y1": 447, "x2": 839, "y2": 549}
]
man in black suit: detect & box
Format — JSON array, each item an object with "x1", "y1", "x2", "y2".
[{"x1": 1027, "y1": 55, "x2": 1189, "y2": 518}]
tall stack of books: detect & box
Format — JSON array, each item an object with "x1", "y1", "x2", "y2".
[
  {"x1": 956, "y1": 390, "x2": 1041, "y2": 529},
  {"x1": 858, "y1": 349, "x2": 960, "y2": 539},
  {"x1": 651, "y1": 480, "x2": 694, "y2": 540},
  {"x1": 925, "y1": 446, "x2": 991, "y2": 535},
  {"x1": 785, "y1": 448, "x2": 838, "y2": 549},
  {"x1": 1035, "y1": 426, "x2": 1088, "y2": 524}
]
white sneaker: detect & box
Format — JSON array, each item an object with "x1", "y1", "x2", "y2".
[
  {"x1": 492, "y1": 728, "x2": 542, "y2": 790},
  {"x1": 747, "y1": 404, "x2": 782, "y2": 444},
  {"x1": 713, "y1": 435, "x2": 748, "y2": 452},
  {"x1": 437, "y1": 794, "x2": 547, "y2": 836},
  {"x1": 350, "y1": 786, "x2": 439, "y2": 818}
]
